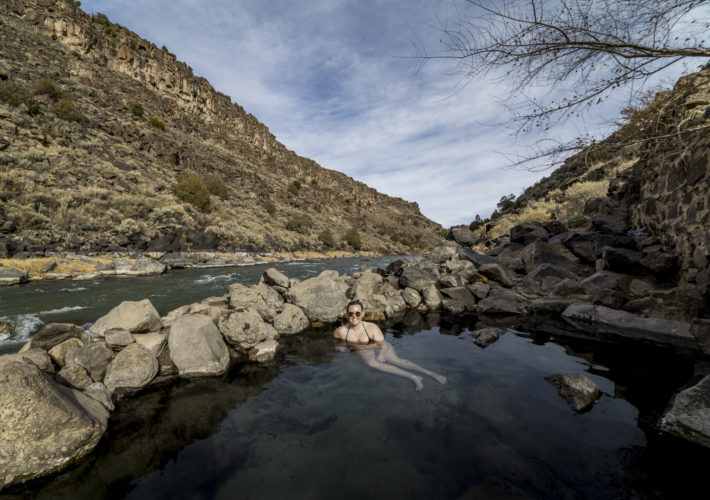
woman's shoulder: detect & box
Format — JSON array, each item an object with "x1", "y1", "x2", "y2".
[
  {"x1": 333, "y1": 325, "x2": 347, "y2": 338},
  {"x1": 364, "y1": 321, "x2": 384, "y2": 338}
]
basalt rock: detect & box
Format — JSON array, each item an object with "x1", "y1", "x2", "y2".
[
  {"x1": 89, "y1": 299, "x2": 162, "y2": 336},
  {"x1": 661, "y1": 374, "x2": 710, "y2": 448},
  {"x1": 546, "y1": 373, "x2": 601, "y2": 412},
  {"x1": 21, "y1": 323, "x2": 89, "y2": 351},
  {"x1": 284, "y1": 270, "x2": 349, "y2": 323},
  {"x1": 103, "y1": 343, "x2": 159, "y2": 392},
  {"x1": 169, "y1": 314, "x2": 230, "y2": 377}
]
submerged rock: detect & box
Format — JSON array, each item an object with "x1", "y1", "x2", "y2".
[
  {"x1": 661, "y1": 374, "x2": 710, "y2": 448},
  {"x1": 545, "y1": 373, "x2": 601, "y2": 412},
  {"x1": 471, "y1": 327, "x2": 503, "y2": 347},
  {"x1": 0, "y1": 356, "x2": 108, "y2": 490}
]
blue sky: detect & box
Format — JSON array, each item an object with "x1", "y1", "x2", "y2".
[{"x1": 77, "y1": 0, "x2": 696, "y2": 227}]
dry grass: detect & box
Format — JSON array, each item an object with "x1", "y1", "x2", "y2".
[
  {"x1": 486, "y1": 179, "x2": 610, "y2": 240},
  {"x1": 0, "y1": 257, "x2": 97, "y2": 277}
]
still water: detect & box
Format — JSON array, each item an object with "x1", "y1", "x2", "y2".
[{"x1": 1, "y1": 257, "x2": 708, "y2": 499}]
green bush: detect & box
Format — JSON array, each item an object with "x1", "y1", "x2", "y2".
[
  {"x1": 0, "y1": 81, "x2": 41, "y2": 115},
  {"x1": 344, "y1": 227, "x2": 362, "y2": 250},
  {"x1": 149, "y1": 117, "x2": 165, "y2": 130},
  {"x1": 130, "y1": 103, "x2": 144, "y2": 117},
  {"x1": 91, "y1": 13, "x2": 111, "y2": 28},
  {"x1": 174, "y1": 172, "x2": 211, "y2": 212},
  {"x1": 318, "y1": 229, "x2": 336, "y2": 248},
  {"x1": 203, "y1": 173, "x2": 228, "y2": 200},
  {"x1": 32, "y1": 78, "x2": 65, "y2": 101},
  {"x1": 287, "y1": 180, "x2": 301, "y2": 196},
  {"x1": 50, "y1": 98, "x2": 84, "y2": 122},
  {"x1": 262, "y1": 199, "x2": 277, "y2": 215},
  {"x1": 285, "y1": 214, "x2": 313, "y2": 234},
  {"x1": 567, "y1": 214, "x2": 588, "y2": 228}
]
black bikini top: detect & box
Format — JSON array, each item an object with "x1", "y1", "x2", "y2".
[{"x1": 345, "y1": 323, "x2": 374, "y2": 344}]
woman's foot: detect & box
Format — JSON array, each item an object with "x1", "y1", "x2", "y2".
[
  {"x1": 431, "y1": 373, "x2": 447, "y2": 385},
  {"x1": 413, "y1": 375, "x2": 423, "y2": 391}
]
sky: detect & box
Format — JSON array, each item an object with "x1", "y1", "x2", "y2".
[{"x1": 76, "y1": 0, "x2": 698, "y2": 228}]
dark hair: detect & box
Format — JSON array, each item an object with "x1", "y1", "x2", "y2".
[{"x1": 346, "y1": 300, "x2": 363, "y2": 311}]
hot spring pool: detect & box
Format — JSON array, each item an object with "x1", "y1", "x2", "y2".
[{"x1": 2, "y1": 314, "x2": 707, "y2": 500}]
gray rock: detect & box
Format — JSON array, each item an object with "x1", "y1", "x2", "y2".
[
  {"x1": 127, "y1": 257, "x2": 166, "y2": 275},
  {"x1": 385, "y1": 292, "x2": 408, "y2": 318},
  {"x1": 284, "y1": 270, "x2": 349, "y2": 323},
  {"x1": 0, "y1": 320, "x2": 13, "y2": 337},
  {"x1": 444, "y1": 259, "x2": 473, "y2": 274},
  {"x1": 132, "y1": 332, "x2": 167, "y2": 355},
  {"x1": 272, "y1": 303, "x2": 310, "y2": 335},
  {"x1": 510, "y1": 222, "x2": 549, "y2": 245},
  {"x1": 248, "y1": 339, "x2": 279, "y2": 362},
  {"x1": 690, "y1": 319, "x2": 710, "y2": 355},
  {"x1": 448, "y1": 225, "x2": 477, "y2": 246},
  {"x1": 422, "y1": 285, "x2": 443, "y2": 310},
  {"x1": 457, "y1": 247, "x2": 498, "y2": 267},
  {"x1": 262, "y1": 267, "x2": 290, "y2": 288},
  {"x1": 83, "y1": 382, "x2": 115, "y2": 412},
  {"x1": 471, "y1": 327, "x2": 502, "y2": 347},
  {"x1": 546, "y1": 373, "x2": 601, "y2": 412},
  {"x1": 55, "y1": 364, "x2": 93, "y2": 390},
  {"x1": 524, "y1": 263, "x2": 578, "y2": 289},
  {"x1": 350, "y1": 271, "x2": 384, "y2": 298},
  {"x1": 522, "y1": 240, "x2": 590, "y2": 276},
  {"x1": 398, "y1": 266, "x2": 438, "y2": 293},
  {"x1": 218, "y1": 308, "x2": 278, "y2": 350},
  {"x1": 551, "y1": 278, "x2": 586, "y2": 296},
  {"x1": 14, "y1": 348, "x2": 55, "y2": 374},
  {"x1": 529, "y1": 297, "x2": 577, "y2": 313},
  {"x1": 592, "y1": 215, "x2": 628, "y2": 234},
  {"x1": 24, "y1": 323, "x2": 89, "y2": 351},
  {"x1": 89, "y1": 299, "x2": 162, "y2": 336},
  {"x1": 169, "y1": 314, "x2": 230, "y2": 377},
  {"x1": 441, "y1": 298, "x2": 466, "y2": 315},
  {"x1": 48, "y1": 338, "x2": 85, "y2": 368},
  {"x1": 479, "y1": 263, "x2": 514, "y2": 288},
  {"x1": 104, "y1": 328, "x2": 135, "y2": 349},
  {"x1": 562, "y1": 302, "x2": 697, "y2": 347},
  {"x1": 229, "y1": 282, "x2": 284, "y2": 322},
  {"x1": 580, "y1": 271, "x2": 632, "y2": 294},
  {"x1": 430, "y1": 242, "x2": 460, "y2": 262},
  {"x1": 441, "y1": 287, "x2": 476, "y2": 306},
  {"x1": 467, "y1": 282, "x2": 490, "y2": 299},
  {"x1": 0, "y1": 267, "x2": 29, "y2": 285},
  {"x1": 661, "y1": 374, "x2": 710, "y2": 448},
  {"x1": 0, "y1": 357, "x2": 108, "y2": 490},
  {"x1": 439, "y1": 274, "x2": 465, "y2": 288},
  {"x1": 65, "y1": 342, "x2": 114, "y2": 382},
  {"x1": 401, "y1": 287, "x2": 422, "y2": 307},
  {"x1": 477, "y1": 290, "x2": 529, "y2": 315},
  {"x1": 562, "y1": 232, "x2": 636, "y2": 264},
  {"x1": 103, "y1": 343, "x2": 159, "y2": 392}
]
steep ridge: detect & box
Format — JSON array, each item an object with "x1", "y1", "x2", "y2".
[{"x1": 0, "y1": 0, "x2": 443, "y2": 256}]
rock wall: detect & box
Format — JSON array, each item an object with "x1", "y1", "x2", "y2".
[{"x1": 620, "y1": 68, "x2": 710, "y2": 304}]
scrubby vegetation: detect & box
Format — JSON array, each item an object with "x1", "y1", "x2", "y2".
[
  {"x1": 50, "y1": 98, "x2": 84, "y2": 122},
  {"x1": 130, "y1": 102, "x2": 144, "y2": 117},
  {"x1": 0, "y1": 80, "x2": 40, "y2": 115},
  {"x1": 174, "y1": 172, "x2": 211, "y2": 212},
  {"x1": 318, "y1": 228, "x2": 336, "y2": 248},
  {"x1": 287, "y1": 179, "x2": 301, "y2": 196},
  {"x1": 32, "y1": 78, "x2": 65, "y2": 101},
  {"x1": 344, "y1": 227, "x2": 362, "y2": 250},
  {"x1": 203, "y1": 173, "x2": 229, "y2": 200},
  {"x1": 262, "y1": 200, "x2": 277, "y2": 215},
  {"x1": 285, "y1": 214, "x2": 313, "y2": 234},
  {"x1": 149, "y1": 117, "x2": 165, "y2": 130}
]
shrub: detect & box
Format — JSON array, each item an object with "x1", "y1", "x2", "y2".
[
  {"x1": 50, "y1": 98, "x2": 84, "y2": 122},
  {"x1": 32, "y1": 78, "x2": 65, "y2": 101},
  {"x1": 496, "y1": 193, "x2": 525, "y2": 214},
  {"x1": 318, "y1": 229, "x2": 336, "y2": 248},
  {"x1": 343, "y1": 227, "x2": 362, "y2": 250},
  {"x1": 262, "y1": 199, "x2": 277, "y2": 215},
  {"x1": 174, "y1": 172, "x2": 211, "y2": 212},
  {"x1": 287, "y1": 180, "x2": 301, "y2": 196},
  {"x1": 468, "y1": 214, "x2": 490, "y2": 231},
  {"x1": 0, "y1": 80, "x2": 41, "y2": 115},
  {"x1": 285, "y1": 214, "x2": 313, "y2": 234},
  {"x1": 130, "y1": 102, "x2": 144, "y2": 117},
  {"x1": 91, "y1": 13, "x2": 111, "y2": 28},
  {"x1": 149, "y1": 117, "x2": 165, "y2": 130},
  {"x1": 203, "y1": 173, "x2": 228, "y2": 200}
]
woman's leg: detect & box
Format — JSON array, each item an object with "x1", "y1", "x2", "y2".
[
  {"x1": 360, "y1": 351, "x2": 423, "y2": 390},
  {"x1": 378, "y1": 344, "x2": 446, "y2": 384}
]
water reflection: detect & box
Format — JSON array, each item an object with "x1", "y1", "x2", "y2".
[{"x1": 2, "y1": 315, "x2": 708, "y2": 500}]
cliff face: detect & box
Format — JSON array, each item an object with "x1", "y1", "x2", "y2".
[{"x1": 0, "y1": 0, "x2": 443, "y2": 255}]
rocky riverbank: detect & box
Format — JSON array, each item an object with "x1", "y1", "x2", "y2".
[
  {"x1": 0, "y1": 249, "x2": 379, "y2": 285},
  {"x1": 2, "y1": 232, "x2": 709, "y2": 490}
]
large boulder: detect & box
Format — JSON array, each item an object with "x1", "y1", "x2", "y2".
[
  {"x1": 478, "y1": 263, "x2": 514, "y2": 288},
  {"x1": 471, "y1": 327, "x2": 503, "y2": 347},
  {"x1": 284, "y1": 270, "x2": 349, "y2": 323},
  {"x1": 218, "y1": 309, "x2": 278, "y2": 350},
  {"x1": 22, "y1": 323, "x2": 89, "y2": 351},
  {"x1": 89, "y1": 299, "x2": 162, "y2": 336},
  {"x1": 561, "y1": 302, "x2": 697, "y2": 347},
  {"x1": 398, "y1": 266, "x2": 438, "y2": 293},
  {"x1": 248, "y1": 339, "x2": 279, "y2": 363},
  {"x1": 431, "y1": 242, "x2": 460, "y2": 262},
  {"x1": 65, "y1": 342, "x2": 114, "y2": 382},
  {"x1": 228, "y1": 283, "x2": 284, "y2": 322},
  {"x1": 660, "y1": 374, "x2": 710, "y2": 448},
  {"x1": 422, "y1": 285, "x2": 443, "y2": 310},
  {"x1": 524, "y1": 263, "x2": 578, "y2": 289},
  {"x1": 272, "y1": 303, "x2": 310, "y2": 335},
  {"x1": 0, "y1": 267, "x2": 28, "y2": 285},
  {"x1": 127, "y1": 257, "x2": 166, "y2": 276},
  {"x1": 103, "y1": 343, "x2": 159, "y2": 392},
  {"x1": 510, "y1": 222, "x2": 549, "y2": 245},
  {"x1": 55, "y1": 364, "x2": 93, "y2": 390},
  {"x1": 169, "y1": 314, "x2": 230, "y2": 377},
  {"x1": 447, "y1": 225, "x2": 477, "y2": 246},
  {"x1": 262, "y1": 267, "x2": 290, "y2": 289},
  {"x1": 545, "y1": 373, "x2": 601, "y2": 412},
  {"x1": 562, "y1": 232, "x2": 636, "y2": 264},
  {"x1": 457, "y1": 247, "x2": 498, "y2": 267},
  {"x1": 477, "y1": 289, "x2": 529, "y2": 315},
  {"x1": 13, "y1": 348, "x2": 55, "y2": 374},
  {"x1": 0, "y1": 357, "x2": 108, "y2": 490},
  {"x1": 522, "y1": 240, "x2": 591, "y2": 276},
  {"x1": 48, "y1": 338, "x2": 85, "y2": 368}
]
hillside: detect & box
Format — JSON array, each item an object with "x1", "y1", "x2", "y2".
[{"x1": 0, "y1": 0, "x2": 444, "y2": 257}]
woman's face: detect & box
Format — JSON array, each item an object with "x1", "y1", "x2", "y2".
[{"x1": 346, "y1": 305, "x2": 363, "y2": 326}]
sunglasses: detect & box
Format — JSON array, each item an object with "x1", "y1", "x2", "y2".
[{"x1": 347, "y1": 311, "x2": 362, "y2": 317}]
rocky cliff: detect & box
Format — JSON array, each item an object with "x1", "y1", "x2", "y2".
[{"x1": 0, "y1": 0, "x2": 443, "y2": 256}]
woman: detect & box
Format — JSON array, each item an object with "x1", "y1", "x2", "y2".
[{"x1": 333, "y1": 300, "x2": 446, "y2": 390}]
